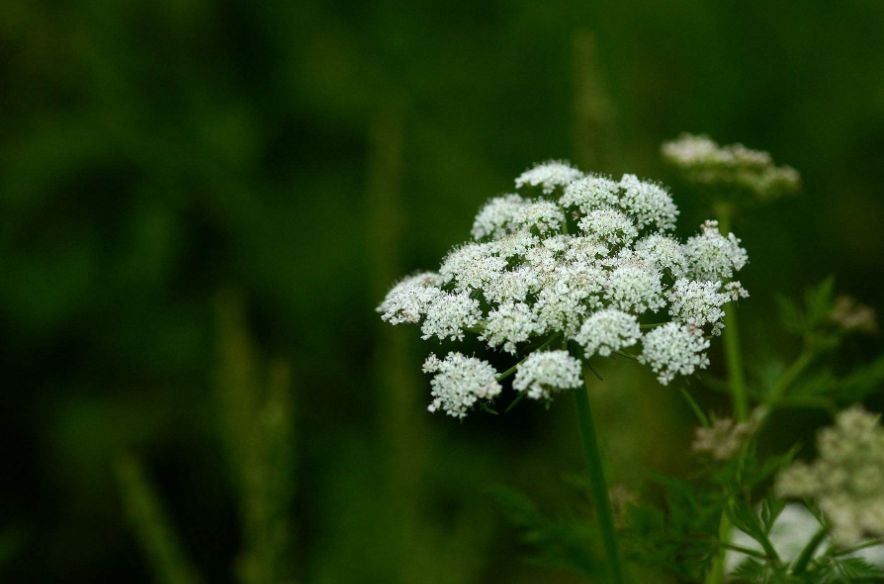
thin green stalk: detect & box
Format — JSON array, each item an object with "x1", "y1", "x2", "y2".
[
  {"x1": 678, "y1": 386, "x2": 710, "y2": 428},
  {"x1": 706, "y1": 205, "x2": 744, "y2": 584},
  {"x1": 723, "y1": 304, "x2": 748, "y2": 422},
  {"x1": 574, "y1": 373, "x2": 625, "y2": 584},
  {"x1": 496, "y1": 333, "x2": 561, "y2": 382},
  {"x1": 768, "y1": 347, "x2": 816, "y2": 406},
  {"x1": 705, "y1": 514, "x2": 730, "y2": 584},
  {"x1": 754, "y1": 347, "x2": 817, "y2": 433},
  {"x1": 791, "y1": 527, "x2": 827, "y2": 575},
  {"x1": 828, "y1": 537, "x2": 884, "y2": 557},
  {"x1": 716, "y1": 207, "x2": 748, "y2": 423},
  {"x1": 718, "y1": 542, "x2": 769, "y2": 560}
]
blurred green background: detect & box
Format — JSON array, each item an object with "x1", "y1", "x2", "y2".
[{"x1": 2, "y1": 1, "x2": 884, "y2": 582}]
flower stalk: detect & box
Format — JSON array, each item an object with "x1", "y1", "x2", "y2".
[
  {"x1": 575, "y1": 371, "x2": 624, "y2": 584},
  {"x1": 716, "y1": 206, "x2": 748, "y2": 423}
]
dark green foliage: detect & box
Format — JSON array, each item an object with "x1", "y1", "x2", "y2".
[
  {"x1": 491, "y1": 486, "x2": 600, "y2": 577},
  {"x1": 116, "y1": 456, "x2": 202, "y2": 584}
]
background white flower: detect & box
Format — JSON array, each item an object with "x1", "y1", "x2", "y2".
[{"x1": 776, "y1": 406, "x2": 884, "y2": 545}]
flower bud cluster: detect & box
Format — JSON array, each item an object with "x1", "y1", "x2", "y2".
[{"x1": 378, "y1": 161, "x2": 749, "y2": 417}]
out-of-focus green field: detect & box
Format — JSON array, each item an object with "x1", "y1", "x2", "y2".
[{"x1": 1, "y1": 1, "x2": 883, "y2": 582}]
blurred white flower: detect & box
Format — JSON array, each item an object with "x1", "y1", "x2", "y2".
[
  {"x1": 776, "y1": 406, "x2": 884, "y2": 545},
  {"x1": 662, "y1": 133, "x2": 800, "y2": 200},
  {"x1": 725, "y1": 503, "x2": 884, "y2": 574}
]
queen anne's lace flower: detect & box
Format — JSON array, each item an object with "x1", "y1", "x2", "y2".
[
  {"x1": 639, "y1": 323, "x2": 711, "y2": 384},
  {"x1": 420, "y1": 292, "x2": 481, "y2": 342},
  {"x1": 513, "y1": 350, "x2": 583, "y2": 400},
  {"x1": 377, "y1": 160, "x2": 748, "y2": 416},
  {"x1": 684, "y1": 220, "x2": 748, "y2": 281},
  {"x1": 377, "y1": 272, "x2": 442, "y2": 325},
  {"x1": 481, "y1": 302, "x2": 542, "y2": 354},
  {"x1": 635, "y1": 234, "x2": 688, "y2": 279},
  {"x1": 439, "y1": 243, "x2": 507, "y2": 291},
  {"x1": 776, "y1": 407, "x2": 884, "y2": 545},
  {"x1": 514, "y1": 160, "x2": 583, "y2": 194},
  {"x1": 669, "y1": 279, "x2": 732, "y2": 335},
  {"x1": 561, "y1": 175, "x2": 620, "y2": 213},
  {"x1": 423, "y1": 353, "x2": 502, "y2": 418},
  {"x1": 578, "y1": 208, "x2": 638, "y2": 247},
  {"x1": 606, "y1": 264, "x2": 664, "y2": 313},
  {"x1": 573, "y1": 309, "x2": 641, "y2": 357},
  {"x1": 533, "y1": 265, "x2": 606, "y2": 336},
  {"x1": 471, "y1": 194, "x2": 565, "y2": 240},
  {"x1": 618, "y1": 174, "x2": 679, "y2": 232}
]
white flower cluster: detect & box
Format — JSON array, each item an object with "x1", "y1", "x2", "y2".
[
  {"x1": 662, "y1": 134, "x2": 800, "y2": 200},
  {"x1": 378, "y1": 161, "x2": 749, "y2": 417},
  {"x1": 513, "y1": 350, "x2": 583, "y2": 400},
  {"x1": 776, "y1": 406, "x2": 884, "y2": 545},
  {"x1": 422, "y1": 353, "x2": 502, "y2": 419}
]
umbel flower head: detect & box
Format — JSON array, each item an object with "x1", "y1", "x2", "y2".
[
  {"x1": 662, "y1": 134, "x2": 800, "y2": 201},
  {"x1": 776, "y1": 406, "x2": 884, "y2": 545},
  {"x1": 377, "y1": 161, "x2": 749, "y2": 418}
]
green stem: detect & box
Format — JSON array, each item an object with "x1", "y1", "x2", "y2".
[
  {"x1": 705, "y1": 514, "x2": 730, "y2": 584},
  {"x1": 768, "y1": 347, "x2": 816, "y2": 406},
  {"x1": 705, "y1": 206, "x2": 743, "y2": 584},
  {"x1": 791, "y1": 527, "x2": 827, "y2": 575},
  {"x1": 574, "y1": 373, "x2": 625, "y2": 584},
  {"x1": 678, "y1": 386, "x2": 710, "y2": 427},
  {"x1": 716, "y1": 208, "x2": 748, "y2": 422},
  {"x1": 723, "y1": 304, "x2": 748, "y2": 422},
  {"x1": 827, "y1": 537, "x2": 884, "y2": 557},
  {"x1": 754, "y1": 347, "x2": 817, "y2": 433},
  {"x1": 496, "y1": 333, "x2": 561, "y2": 382},
  {"x1": 719, "y1": 542, "x2": 768, "y2": 560}
]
